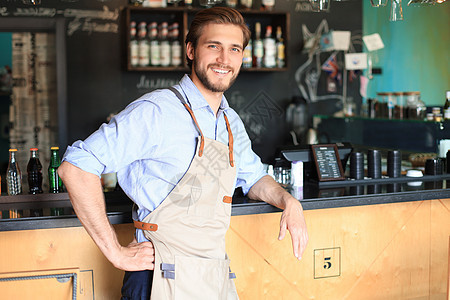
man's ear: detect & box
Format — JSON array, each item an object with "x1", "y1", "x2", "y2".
[{"x1": 186, "y1": 42, "x2": 194, "y2": 61}]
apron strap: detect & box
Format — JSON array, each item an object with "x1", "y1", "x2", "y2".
[
  {"x1": 168, "y1": 86, "x2": 234, "y2": 166},
  {"x1": 168, "y1": 86, "x2": 205, "y2": 157},
  {"x1": 223, "y1": 113, "x2": 234, "y2": 167},
  {"x1": 134, "y1": 220, "x2": 158, "y2": 231}
]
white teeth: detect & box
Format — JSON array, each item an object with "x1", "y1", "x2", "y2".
[{"x1": 212, "y1": 68, "x2": 229, "y2": 74}]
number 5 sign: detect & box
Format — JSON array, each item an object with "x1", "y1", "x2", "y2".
[{"x1": 314, "y1": 247, "x2": 341, "y2": 279}]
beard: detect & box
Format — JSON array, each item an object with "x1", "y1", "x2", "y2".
[{"x1": 193, "y1": 56, "x2": 240, "y2": 93}]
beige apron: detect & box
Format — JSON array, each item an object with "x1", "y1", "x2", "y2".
[{"x1": 134, "y1": 87, "x2": 239, "y2": 300}]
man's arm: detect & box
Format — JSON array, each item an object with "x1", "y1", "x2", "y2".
[
  {"x1": 58, "y1": 161, "x2": 155, "y2": 271},
  {"x1": 247, "y1": 175, "x2": 308, "y2": 260}
]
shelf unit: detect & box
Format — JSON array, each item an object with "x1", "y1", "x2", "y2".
[{"x1": 123, "y1": 6, "x2": 289, "y2": 72}]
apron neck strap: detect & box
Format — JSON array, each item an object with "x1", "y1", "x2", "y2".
[
  {"x1": 223, "y1": 113, "x2": 234, "y2": 167},
  {"x1": 168, "y1": 87, "x2": 205, "y2": 157},
  {"x1": 168, "y1": 86, "x2": 234, "y2": 166}
]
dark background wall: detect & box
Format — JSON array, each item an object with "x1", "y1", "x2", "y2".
[{"x1": 0, "y1": 0, "x2": 362, "y2": 164}]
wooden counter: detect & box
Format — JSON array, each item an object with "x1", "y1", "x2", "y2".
[{"x1": 1, "y1": 179, "x2": 449, "y2": 299}]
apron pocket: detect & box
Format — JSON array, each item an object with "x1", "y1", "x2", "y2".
[{"x1": 174, "y1": 255, "x2": 230, "y2": 300}]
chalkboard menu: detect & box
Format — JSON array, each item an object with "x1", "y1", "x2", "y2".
[{"x1": 311, "y1": 144, "x2": 345, "y2": 181}]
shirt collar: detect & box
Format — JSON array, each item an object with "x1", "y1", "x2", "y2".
[{"x1": 179, "y1": 74, "x2": 230, "y2": 113}]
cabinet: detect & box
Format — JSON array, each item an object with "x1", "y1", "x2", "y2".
[{"x1": 123, "y1": 6, "x2": 289, "y2": 72}]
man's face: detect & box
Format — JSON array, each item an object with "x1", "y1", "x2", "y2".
[{"x1": 187, "y1": 23, "x2": 244, "y2": 93}]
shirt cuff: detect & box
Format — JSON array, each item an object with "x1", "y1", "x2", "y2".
[{"x1": 62, "y1": 143, "x2": 105, "y2": 178}]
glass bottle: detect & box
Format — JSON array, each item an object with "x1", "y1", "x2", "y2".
[
  {"x1": 226, "y1": 0, "x2": 237, "y2": 7},
  {"x1": 261, "y1": 0, "x2": 275, "y2": 10},
  {"x1": 130, "y1": 21, "x2": 139, "y2": 67},
  {"x1": 184, "y1": 0, "x2": 192, "y2": 8},
  {"x1": 27, "y1": 148, "x2": 43, "y2": 194},
  {"x1": 444, "y1": 91, "x2": 450, "y2": 120},
  {"x1": 48, "y1": 146, "x2": 63, "y2": 193},
  {"x1": 263, "y1": 25, "x2": 276, "y2": 68},
  {"x1": 159, "y1": 22, "x2": 171, "y2": 67},
  {"x1": 242, "y1": 37, "x2": 253, "y2": 68},
  {"x1": 7, "y1": 148, "x2": 22, "y2": 195},
  {"x1": 170, "y1": 22, "x2": 182, "y2": 67},
  {"x1": 149, "y1": 22, "x2": 161, "y2": 67},
  {"x1": 241, "y1": 0, "x2": 252, "y2": 9},
  {"x1": 137, "y1": 21, "x2": 150, "y2": 67},
  {"x1": 275, "y1": 26, "x2": 285, "y2": 68},
  {"x1": 253, "y1": 22, "x2": 264, "y2": 68}
]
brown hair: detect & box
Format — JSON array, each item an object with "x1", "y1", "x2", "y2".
[{"x1": 185, "y1": 7, "x2": 251, "y2": 68}]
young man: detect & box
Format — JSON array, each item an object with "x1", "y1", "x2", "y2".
[{"x1": 59, "y1": 7, "x2": 308, "y2": 299}]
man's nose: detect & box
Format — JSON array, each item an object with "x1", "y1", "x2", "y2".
[{"x1": 217, "y1": 49, "x2": 230, "y2": 64}]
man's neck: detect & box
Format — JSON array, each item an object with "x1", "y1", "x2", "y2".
[{"x1": 190, "y1": 75, "x2": 223, "y2": 117}]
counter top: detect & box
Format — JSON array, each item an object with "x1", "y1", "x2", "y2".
[{"x1": 0, "y1": 175, "x2": 449, "y2": 232}]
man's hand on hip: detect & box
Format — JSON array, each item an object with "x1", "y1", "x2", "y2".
[{"x1": 113, "y1": 238, "x2": 155, "y2": 271}]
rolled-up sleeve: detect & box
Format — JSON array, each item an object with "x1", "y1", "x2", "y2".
[{"x1": 62, "y1": 99, "x2": 162, "y2": 177}]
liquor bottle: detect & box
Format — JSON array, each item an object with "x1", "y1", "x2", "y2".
[
  {"x1": 137, "y1": 21, "x2": 150, "y2": 67},
  {"x1": 184, "y1": 0, "x2": 192, "y2": 7},
  {"x1": 159, "y1": 22, "x2": 171, "y2": 67},
  {"x1": 149, "y1": 22, "x2": 161, "y2": 66},
  {"x1": 263, "y1": 25, "x2": 276, "y2": 68},
  {"x1": 444, "y1": 91, "x2": 450, "y2": 120},
  {"x1": 241, "y1": 0, "x2": 252, "y2": 9},
  {"x1": 261, "y1": 0, "x2": 275, "y2": 11},
  {"x1": 6, "y1": 148, "x2": 22, "y2": 195},
  {"x1": 226, "y1": 0, "x2": 238, "y2": 8},
  {"x1": 48, "y1": 146, "x2": 63, "y2": 193},
  {"x1": 27, "y1": 148, "x2": 43, "y2": 194},
  {"x1": 170, "y1": 23, "x2": 182, "y2": 67},
  {"x1": 242, "y1": 37, "x2": 253, "y2": 68},
  {"x1": 275, "y1": 26, "x2": 285, "y2": 68},
  {"x1": 130, "y1": 21, "x2": 139, "y2": 67},
  {"x1": 253, "y1": 22, "x2": 264, "y2": 68}
]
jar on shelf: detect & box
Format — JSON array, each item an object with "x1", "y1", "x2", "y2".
[
  {"x1": 405, "y1": 91, "x2": 426, "y2": 120},
  {"x1": 377, "y1": 92, "x2": 395, "y2": 119},
  {"x1": 393, "y1": 92, "x2": 405, "y2": 119}
]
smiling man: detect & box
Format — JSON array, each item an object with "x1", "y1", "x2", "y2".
[{"x1": 58, "y1": 7, "x2": 308, "y2": 300}]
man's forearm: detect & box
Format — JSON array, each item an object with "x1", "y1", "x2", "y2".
[
  {"x1": 58, "y1": 161, "x2": 122, "y2": 266},
  {"x1": 247, "y1": 175, "x2": 298, "y2": 209}
]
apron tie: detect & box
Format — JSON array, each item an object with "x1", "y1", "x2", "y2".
[{"x1": 134, "y1": 220, "x2": 158, "y2": 231}]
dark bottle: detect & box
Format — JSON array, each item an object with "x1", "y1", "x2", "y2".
[
  {"x1": 27, "y1": 148, "x2": 43, "y2": 194},
  {"x1": 48, "y1": 146, "x2": 63, "y2": 193}
]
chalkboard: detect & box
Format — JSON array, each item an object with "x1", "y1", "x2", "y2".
[
  {"x1": 311, "y1": 144, "x2": 345, "y2": 181},
  {"x1": 0, "y1": 0, "x2": 362, "y2": 164}
]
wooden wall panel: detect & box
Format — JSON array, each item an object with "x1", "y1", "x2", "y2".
[
  {"x1": 0, "y1": 225, "x2": 135, "y2": 299},
  {"x1": 225, "y1": 199, "x2": 450, "y2": 300}
]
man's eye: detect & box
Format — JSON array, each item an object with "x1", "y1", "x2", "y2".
[
  {"x1": 231, "y1": 48, "x2": 241, "y2": 52},
  {"x1": 208, "y1": 44, "x2": 218, "y2": 49}
]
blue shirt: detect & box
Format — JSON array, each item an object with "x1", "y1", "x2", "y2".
[{"x1": 63, "y1": 75, "x2": 266, "y2": 241}]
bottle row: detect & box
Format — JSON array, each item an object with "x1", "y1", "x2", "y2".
[
  {"x1": 243, "y1": 22, "x2": 285, "y2": 69},
  {"x1": 129, "y1": 0, "x2": 275, "y2": 11},
  {"x1": 6, "y1": 147, "x2": 63, "y2": 196},
  {"x1": 130, "y1": 21, "x2": 183, "y2": 68},
  {"x1": 128, "y1": 20, "x2": 286, "y2": 69}
]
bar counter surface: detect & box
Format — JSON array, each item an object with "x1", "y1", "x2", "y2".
[{"x1": 1, "y1": 174, "x2": 449, "y2": 232}]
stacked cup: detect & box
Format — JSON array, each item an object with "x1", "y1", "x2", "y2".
[
  {"x1": 367, "y1": 149, "x2": 382, "y2": 179},
  {"x1": 387, "y1": 150, "x2": 402, "y2": 178},
  {"x1": 350, "y1": 152, "x2": 364, "y2": 180}
]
